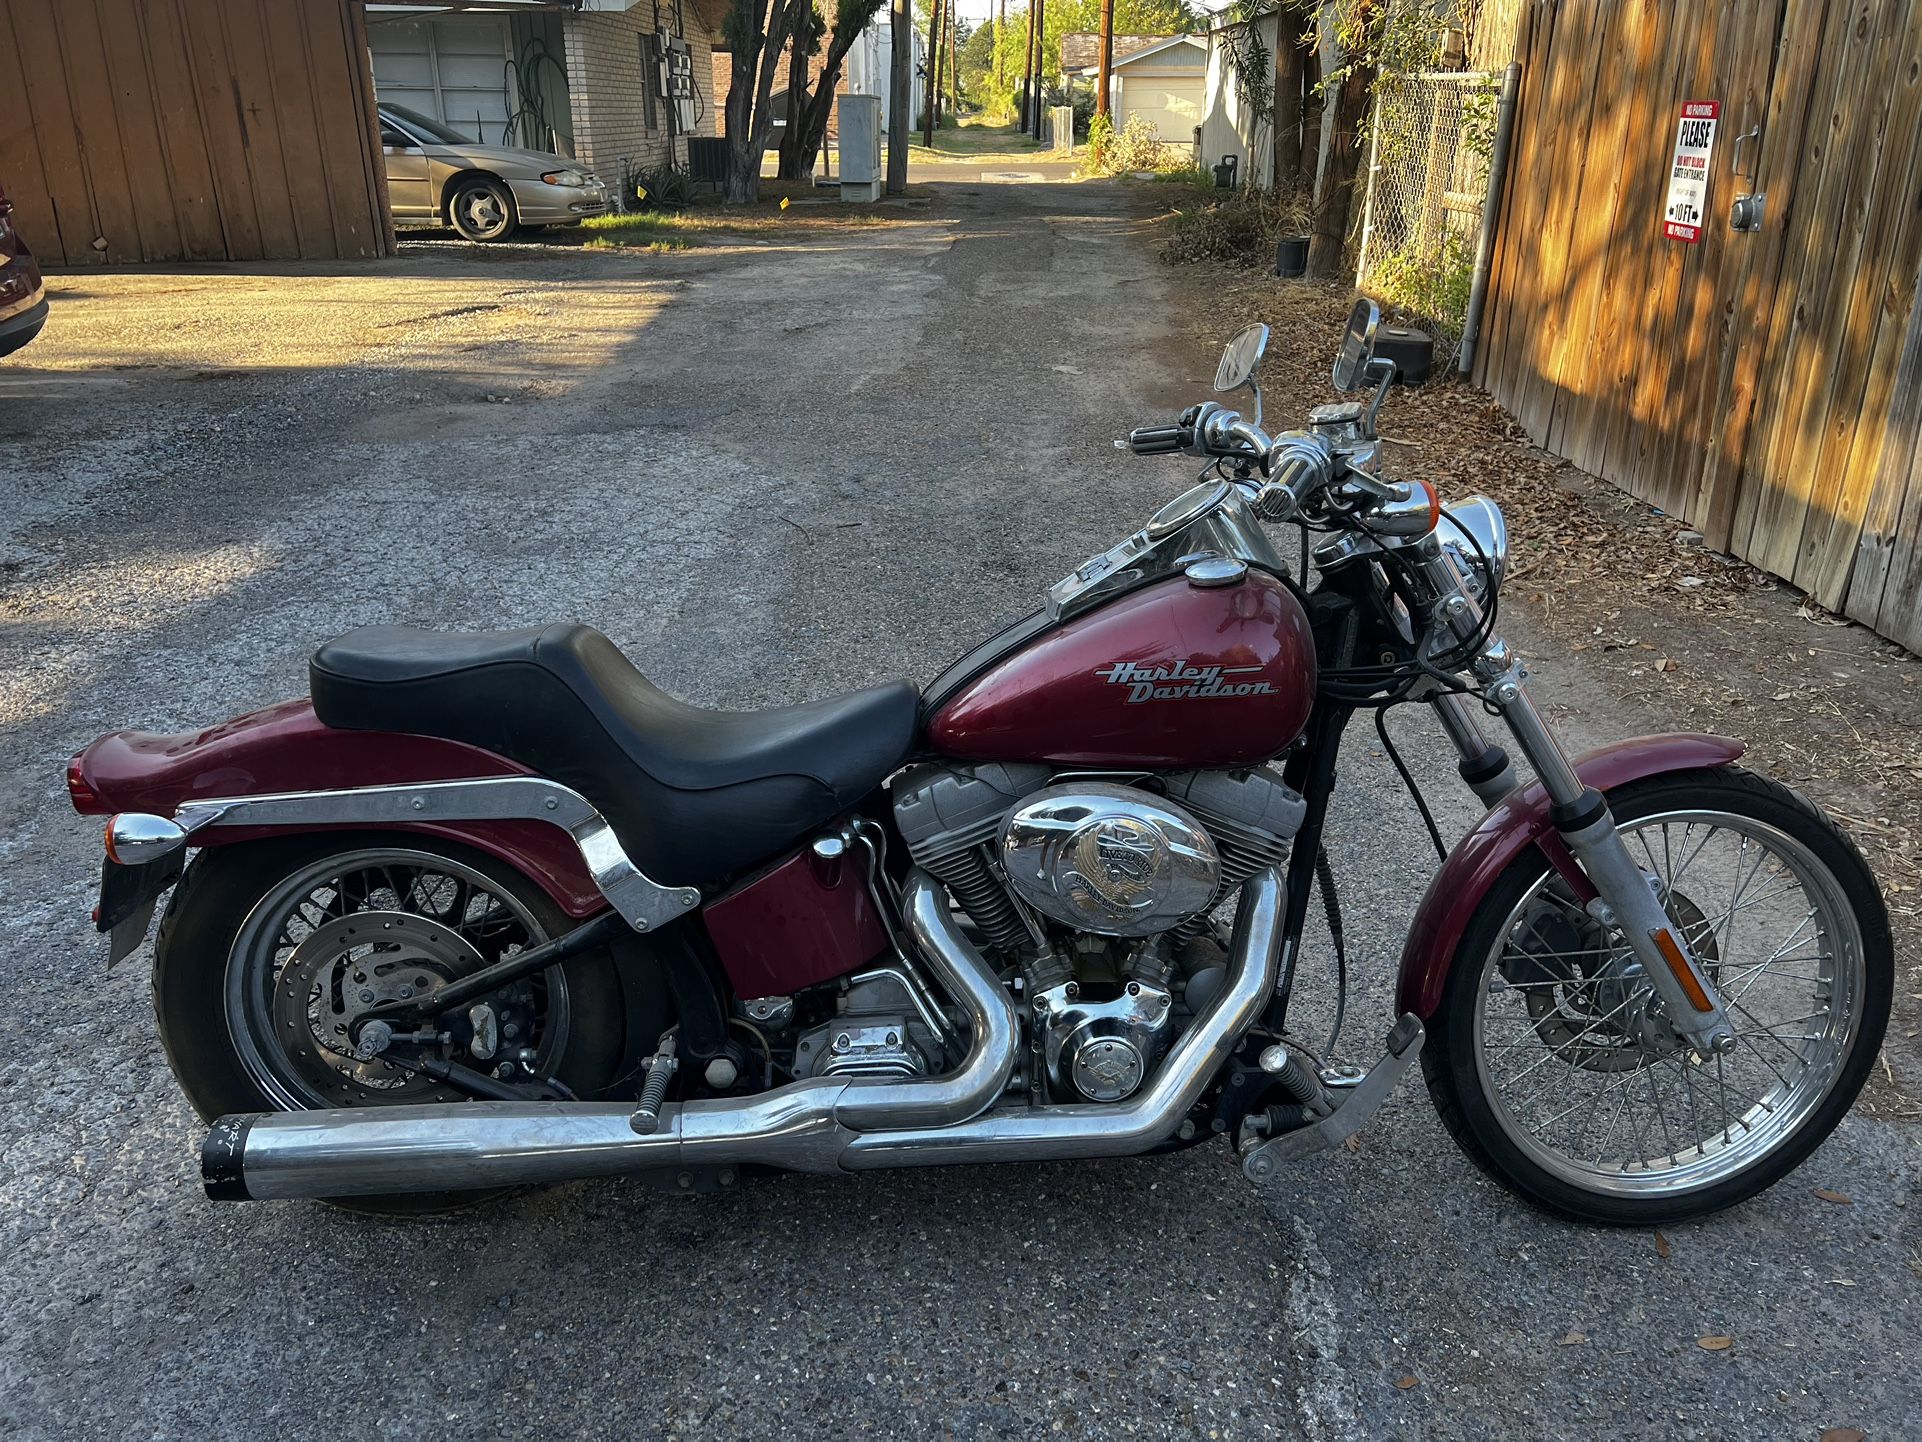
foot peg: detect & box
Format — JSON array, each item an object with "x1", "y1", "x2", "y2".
[
  {"x1": 629, "y1": 1033, "x2": 679, "y2": 1135},
  {"x1": 1241, "y1": 1013, "x2": 1424, "y2": 1181}
]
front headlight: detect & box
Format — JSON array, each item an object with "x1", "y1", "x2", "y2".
[
  {"x1": 541, "y1": 168, "x2": 590, "y2": 188},
  {"x1": 1440, "y1": 496, "x2": 1508, "y2": 602}
]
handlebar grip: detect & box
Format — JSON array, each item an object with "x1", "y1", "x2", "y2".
[{"x1": 1128, "y1": 425, "x2": 1186, "y2": 455}]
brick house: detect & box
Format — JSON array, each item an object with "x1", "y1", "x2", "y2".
[{"x1": 367, "y1": 0, "x2": 727, "y2": 185}]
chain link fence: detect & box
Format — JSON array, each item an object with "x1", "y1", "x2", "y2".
[{"x1": 1354, "y1": 70, "x2": 1504, "y2": 356}]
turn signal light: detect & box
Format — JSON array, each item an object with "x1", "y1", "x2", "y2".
[
  {"x1": 104, "y1": 813, "x2": 188, "y2": 866},
  {"x1": 1650, "y1": 927, "x2": 1715, "y2": 1013}
]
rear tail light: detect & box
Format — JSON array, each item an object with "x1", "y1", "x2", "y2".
[{"x1": 67, "y1": 754, "x2": 106, "y2": 814}]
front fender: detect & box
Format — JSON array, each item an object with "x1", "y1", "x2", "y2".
[
  {"x1": 68, "y1": 699, "x2": 605, "y2": 917},
  {"x1": 1394, "y1": 733, "x2": 1746, "y2": 1019}
]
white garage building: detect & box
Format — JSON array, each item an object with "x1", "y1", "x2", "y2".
[{"x1": 1065, "y1": 33, "x2": 1208, "y2": 154}]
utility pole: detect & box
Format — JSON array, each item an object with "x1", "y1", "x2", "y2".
[
  {"x1": 995, "y1": 0, "x2": 1005, "y2": 88},
  {"x1": 1095, "y1": 0, "x2": 1113, "y2": 119},
  {"x1": 1030, "y1": 0, "x2": 1045, "y2": 138},
  {"x1": 923, "y1": 0, "x2": 942, "y2": 144},
  {"x1": 888, "y1": 0, "x2": 910, "y2": 192},
  {"x1": 947, "y1": 2, "x2": 960, "y2": 114},
  {"x1": 1020, "y1": 0, "x2": 1037, "y2": 133}
]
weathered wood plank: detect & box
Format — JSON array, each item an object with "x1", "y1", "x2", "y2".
[
  {"x1": 0, "y1": 1, "x2": 69, "y2": 262},
  {"x1": 220, "y1": 0, "x2": 303, "y2": 259},
  {"x1": 92, "y1": 0, "x2": 184, "y2": 262},
  {"x1": 1731, "y1": 0, "x2": 1877, "y2": 576},
  {"x1": 1790, "y1": 0, "x2": 1922, "y2": 605},
  {"x1": 137, "y1": 0, "x2": 231, "y2": 261},
  {"x1": 1693, "y1": 0, "x2": 1828, "y2": 550},
  {"x1": 8, "y1": 0, "x2": 98, "y2": 265}
]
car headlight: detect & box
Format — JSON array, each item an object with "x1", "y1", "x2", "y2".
[
  {"x1": 541, "y1": 169, "x2": 590, "y2": 188},
  {"x1": 1440, "y1": 496, "x2": 1508, "y2": 603}
]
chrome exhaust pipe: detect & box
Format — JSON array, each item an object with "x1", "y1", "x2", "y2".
[
  {"x1": 204, "y1": 870, "x2": 1016, "y2": 1201},
  {"x1": 201, "y1": 868, "x2": 1284, "y2": 1201},
  {"x1": 841, "y1": 865, "x2": 1284, "y2": 1169}
]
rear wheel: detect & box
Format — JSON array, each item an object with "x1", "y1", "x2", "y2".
[
  {"x1": 154, "y1": 836, "x2": 632, "y2": 1210},
  {"x1": 1424, "y1": 767, "x2": 1891, "y2": 1224}
]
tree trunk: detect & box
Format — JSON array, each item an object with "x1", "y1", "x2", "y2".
[
  {"x1": 1301, "y1": 17, "x2": 1324, "y2": 201},
  {"x1": 1020, "y1": 0, "x2": 1037, "y2": 132},
  {"x1": 923, "y1": 0, "x2": 942, "y2": 141},
  {"x1": 1271, "y1": 4, "x2": 1303, "y2": 192},
  {"x1": 1030, "y1": 0, "x2": 1045, "y2": 137},
  {"x1": 1094, "y1": 0, "x2": 1113, "y2": 117},
  {"x1": 1307, "y1": 6, "x2": 1373, "y2": 277},
  {"x1": 791, "y1": 7, "x2": 883, "y2": 179},
  {"x1": 723, "y1": 0, "x2": 807, "y2": 203},
  {"x1": 723, "y1": 0, "x2": 772, "y2": 204},
  {"x1": 777, "y1": 21, "x2": 813, "y2": 179},
  {"x1": 887, "y1": 0, "x2": 911, "y2": 192}
]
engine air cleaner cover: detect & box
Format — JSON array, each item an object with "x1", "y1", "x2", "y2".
[{"x1": 1000, "y1": 783, "x2": 1221, "y2": 937}]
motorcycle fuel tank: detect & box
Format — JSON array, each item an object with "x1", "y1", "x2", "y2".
[{"x1": 927, "y1": 571, "x2": 1316, "y2": 768}]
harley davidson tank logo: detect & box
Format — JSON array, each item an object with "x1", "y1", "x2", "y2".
[{"x1": 1094, "y1": 660, "x2": 1278, "y2": 704}]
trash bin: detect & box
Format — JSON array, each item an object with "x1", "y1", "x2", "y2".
[
  {"x1": 1212, "y1": 154, "x2": 1238, "y2": 189},
  {"x1": 1275, "y1": 235, "x2": 1309, "y2": 276}
]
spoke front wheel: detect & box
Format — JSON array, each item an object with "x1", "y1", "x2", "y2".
[{"x1": 1424, "y1": 766, "x2": 1891, "y2": 1224}]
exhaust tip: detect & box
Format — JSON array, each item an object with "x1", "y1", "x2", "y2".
[{"x1": 200, "y1": 1114, "x2": 260, "y2": 1201}]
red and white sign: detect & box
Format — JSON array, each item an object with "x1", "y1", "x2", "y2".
[{"x1": 1663, "y1": 100, "x2": 1720, "y2": 242}]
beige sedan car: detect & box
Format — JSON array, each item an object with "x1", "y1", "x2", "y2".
[{"x1": 378, "y1": 104, "x2": 610, "y2": 241}]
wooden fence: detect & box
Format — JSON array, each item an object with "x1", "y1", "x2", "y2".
[
  {"x1": 0, "y1": 0, "x2": 392, "y2": 265},
  {"x1": 1474, "y1": 0, "x2": 1922, "y2": 653}
]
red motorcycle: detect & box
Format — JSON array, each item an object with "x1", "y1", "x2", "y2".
[{"x1": 71, "y1": 303, "x2": 1891, "y2": 1222}]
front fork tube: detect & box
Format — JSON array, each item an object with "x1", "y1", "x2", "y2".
[{"x1": 1419, "y1": 552, "x2": 1737, "y2": 1057}]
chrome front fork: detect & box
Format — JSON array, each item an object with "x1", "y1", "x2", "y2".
[{"x1": 1418, "y1": 543, "x2": 1738, "y2": 1057}]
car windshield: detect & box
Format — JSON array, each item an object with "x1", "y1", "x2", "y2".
[{"x1": 382, "y1": 105, "x2": 472, "y2": 147}]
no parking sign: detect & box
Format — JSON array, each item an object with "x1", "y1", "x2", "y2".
[{"x1": 1663, "y1": 101, "x2": 1720, "y2": 242}]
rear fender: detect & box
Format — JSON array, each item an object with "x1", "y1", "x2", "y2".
[
  {"x1": 68, "y1": 699, "x2": 605, "y2": 917},
  {"x1": 1394, "y1": 733, "x2": 1746, "y2": 1019}
]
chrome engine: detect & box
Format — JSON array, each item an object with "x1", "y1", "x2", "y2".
[{"x1": 892, "y1": 762, "x2": 1306, "y2": 1102}]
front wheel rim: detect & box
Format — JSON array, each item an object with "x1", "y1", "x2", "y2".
[{"x1": 1470, "y1": 809, "x2": 1865, "y2": 1200}]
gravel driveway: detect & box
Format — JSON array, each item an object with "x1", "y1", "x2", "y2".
[{"x1": 1, "y1": 181, "x2": 1916, "y2": 1441}]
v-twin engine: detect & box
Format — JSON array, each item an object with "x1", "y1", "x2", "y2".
[{"x1": 891, "y1": 761, "x2": 1307, "y2": 950}]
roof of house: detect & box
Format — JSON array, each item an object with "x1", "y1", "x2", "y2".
[{"x1": 1059, "y1": 32, "x2": 1176, "y2": 72}]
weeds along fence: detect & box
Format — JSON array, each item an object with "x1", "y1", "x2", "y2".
[{"x1": 1353, "y1": 70, "x2": 1504, "y2": 356}]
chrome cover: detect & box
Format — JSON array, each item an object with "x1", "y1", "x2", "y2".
[
  {"x1": 1046, "y1": 482, "x2": 1289, "y2": 621},
  {"x1": 1000, "y1": 784, "x2": 1221, "y2": 938}
]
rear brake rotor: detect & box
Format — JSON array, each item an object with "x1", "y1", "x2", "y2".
[{"x1": 274, "y1": 911, "x2": 476, "y2": 1094}]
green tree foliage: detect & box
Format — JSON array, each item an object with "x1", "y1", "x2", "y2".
[{"x1": 976, "y1": 0, "x2": 1198, "y2": 118}]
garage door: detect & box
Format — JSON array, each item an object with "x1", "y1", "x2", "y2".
[
  {"x1": 1122, "y1": 77, "x2": 1204, "y2": 146},
  {"x1": 367, "y1": 15, "x2": 512, "y2": 144}
]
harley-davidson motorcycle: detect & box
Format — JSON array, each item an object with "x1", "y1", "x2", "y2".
[{"x1": 71, "y1": 302, "x2": 1891, "y2": 1223}]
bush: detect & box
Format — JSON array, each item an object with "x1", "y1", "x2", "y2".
[
  {"x1": 629, "y1": 161, "x2": 697, "y2": 210},
  {"x1": 1087, "y1": 112, "x2": 1115, "y2": 168},
  {"x1": 1091, "y1": 114, "x2": 1193, "y2": 176},
  {"x1": 1162, "y1": 185, "x2": 1315, "y2": 268}
]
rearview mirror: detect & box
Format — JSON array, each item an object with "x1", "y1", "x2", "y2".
[
  {"x1": 1331, "y1": 298, "x2": 1381, "y2": 392},
  {"x1": 1215, "y1": 323, "x2": 1270, "y2": 394}
]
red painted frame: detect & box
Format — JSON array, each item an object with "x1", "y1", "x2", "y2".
[
  {"x1": 1394, "y1": 733, "x2": 1747, "y2": 1019},
  {"x1": 69, "y1": 700, "x2": 606, "y2": 917}
]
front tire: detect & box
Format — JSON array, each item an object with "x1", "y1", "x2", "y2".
[
  {"x1": 446, "y1": 176, "x2": 517, "y2": 242},
  {"x1": 154, "y1": 835, "x2": 632, "y2": 1210},
  {"x1": 1424, "y1": 766, "x2": 1891, "y2": 1224}
]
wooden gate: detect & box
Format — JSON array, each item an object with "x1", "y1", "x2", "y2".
[
  {"x1": 0, "y1": 0, "x2": 393, "y2": 265},
  {"x1": 1475, "y1": 0, "x2": 1922, "y2": 652}
]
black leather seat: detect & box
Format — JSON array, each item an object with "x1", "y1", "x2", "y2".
[{"x1": 310, "y1": 624, "x2": 919, "y2": 888}]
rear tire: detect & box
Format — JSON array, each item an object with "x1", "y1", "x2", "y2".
[
  {"x1": 1423, "y1": 766, "x2": 1891, "y2": 1225},
  {"x1": 154, "y1": 834, "x2": 633, "y2": 1212}
]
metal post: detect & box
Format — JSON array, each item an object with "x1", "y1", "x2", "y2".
[
  {"x1": 1352, "y1": 92, "x2": 1383, "y2": 293},
  {"x1": 1458, "y1": 60, "x2": 1521, "y2": 379}
]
